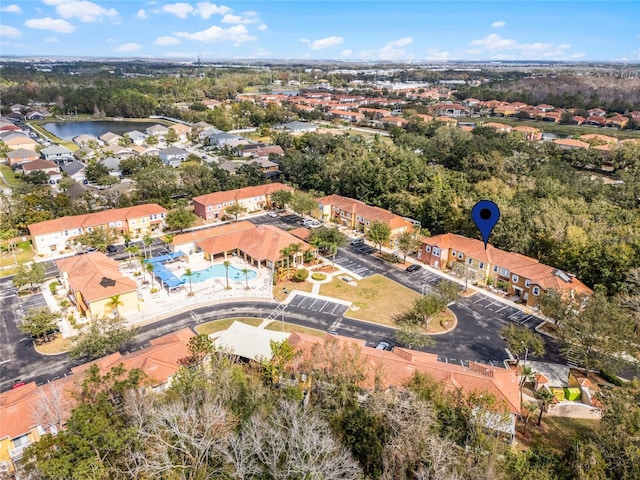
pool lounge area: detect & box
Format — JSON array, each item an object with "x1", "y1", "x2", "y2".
[
  {"x1": 145, "y1": 252, "x2": 186, "y2": 291},
  {"x1": 181, "y1": 264, "x2": 257, "y2": 283}
]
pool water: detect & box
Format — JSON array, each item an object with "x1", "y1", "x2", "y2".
[{"x1": 182, "y1": 264, "x2": 258, "y2": 283}]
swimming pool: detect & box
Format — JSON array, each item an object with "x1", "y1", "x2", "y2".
[{"x1": 182, "y1": 264, "x2": 258, "y2": 283}]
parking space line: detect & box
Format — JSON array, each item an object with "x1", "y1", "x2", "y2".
[
  {"x1": 310, "y1": 300, "x2": 326, "y2": 312},
  {"x1": 495, "y1": 305, "x2": 508, "y2": 313}
]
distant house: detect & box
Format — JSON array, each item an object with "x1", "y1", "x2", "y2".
[
  {"x1": 102, "y1": 145, "x2": 135, "y2": 160},
  {"x1": 169, "y1": 123, "x2": 191, "y2": 140},
  {"x1": 432, "y1": 103, "x2": 471, "y2": 117},
  {"x1": 588, "y1": 108, "x2": 606, "y2": 117},
  {"x1": 73, "y1": 146, "x2": 97, "y2": 162},
  {"x1": 605, "y1": 115, "x2": 629, "y2": 129},
  {"x1": 583, "y1": 117, "x2": 605, "y2": 127},
  {"x1": 0, "y1": 119, "x2": 21, "y2": 132},
  {"x1": 272, "y1": 121, "x2": 318, "y2": 133},
  {"x1": 6, "y1": 148, "x2": 39, "y2": 168},
  {"x1": 99, "y1": 132, "x2": 122, "y2": 145},
  {"x1": 380, "y1": 116, "x2": 409, "y2": 128},
  {"x1": 40, "y1": 145, "x2": 73, "y2": 161},
  {"x1": 329, "y1": 109, "x2": 365, "y2": 123},
  {"x1": 100, "y1": 156, "x2": 122, "y2": 177},
  {"x1": 20, "y1": 159, "x2": 60, "y2": 176},
  {"x1": 552, "y1": 139, "x2": 590, "y2": 150},
  {"x1": 2, "y1": 134, "x2": 38, "y2": 151},
  {"x1": 72, "y1": 134, "x2": 99, "y2": 147},
  {"x1": 192, "y1": 183, "x2": 294, "y2": 221},
  {"x1": 159, "y1": 146, "x2": 189, "y2": 167},
  {"x1": 198, "y1": 127, "x2": 223, "y2": 141},
  {"x1": 512, "y1": 126, "x2": 542, "y2": 141},
  {"x1": 60, "y1": 160, "x2": 87, "y2": 183},
  {"x1": 123, "y1": 130, "x2": 148, "y2": 145},
  {"x1": 25, "y1": 111, "x2": 48, "y2": 121},
  {"x1": 482, "y1": 122, "x2": 512, "y2": 133},
  {"x1": 207, "y1": 132, "x2": 244, "y2": 147},
  {"x1": 145, "y1": 124, "x2": 169, "y2": 139}
]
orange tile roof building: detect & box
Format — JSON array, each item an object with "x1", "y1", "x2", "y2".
[
  {"x1": 56, "y1": 252, "x2": 139, "y2": 319},
  {"x1": 419, "y1": 233, "x2": 592, "y2": 307},
  {"x1": 0, "y1": 328, "x2": 193, "y2": 473},
  {"x1": 173, "y1": 221, "x2": 313, "y2": 268},
  {"x1": 192, "y1": 183, "x2": 294, "y2": 222},
  {"x1": 28, "y1": 204, "x2": 166, "y2": 255},
  {"x1": 312, "y1": 194, "x2": 415, "y2": 247},
  {"x1": 288, "y1": 332, "x2": 520, "y2": 436}
]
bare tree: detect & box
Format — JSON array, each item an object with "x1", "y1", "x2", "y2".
[
  {"x1": 30, "y1": 382, "x2": 68, "y2": 432},
  {"x1": 231, "y1": 400, "x2": 363, "y2": 479}
]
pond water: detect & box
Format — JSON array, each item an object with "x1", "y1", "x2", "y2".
[
  {"x1": 182, "y1": 264, "x2": 258, "y2": 283},
  {"x1": 40, "y1": 120, "x2": 164, "y2": 140}
]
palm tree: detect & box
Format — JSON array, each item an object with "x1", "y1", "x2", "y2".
[
  {"x1": 125, "y1": 245, "x2": 139, "y2": 268},
  {"x1": 519, "y1": 364, "x2": 535, "y2": 406},
  {"x1": 142, "y1": 235, "x2": 153, "y2": 260},
  {"x1": 242, "y1": 268, "x2": 250, "y2": 290},
  {"x1": 223, "y1": 260, "x2": 231, "y2": 289},
  {"x1": 279, "y1": 246, "x2": 292, "y2": 280},
  {"x1": 536, "y1": 388, "x2": 555, "y2": 426},
  {"x1": 184, "y1": 268, "x2": 194, "y2": 296},
  {"x1": 522, "y1": 402, "x2": 538, "y2": 437},
  {"x1": 107, "y1": 294, "x2": 123, "y2": 318},
  {"x1": 288, "y1": 243, "x2": 302, "y2": 267},
  {"x1": 145, "y1": 262, "x2": 155, "y2": 287}
]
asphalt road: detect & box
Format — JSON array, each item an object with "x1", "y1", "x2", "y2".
[{"x1": 0, "y1": 213, "x2": 565, "y2": 391}]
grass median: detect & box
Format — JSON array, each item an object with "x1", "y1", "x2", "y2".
[
  {"x1": 195, "y1": 317, "x2": 263, "y2": 335},
  {"x1": 319, "y1": 273, "x2": 419, "y2": 326}
]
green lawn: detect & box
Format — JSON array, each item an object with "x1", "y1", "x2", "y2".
[
  {"x1": 0, "y1": 241, "x2": 35, "y2": 270},
  {"x1": 0, "y1": 164, "x2": 26, "y2": 188},
  {"x1": 195, "y1": 317, "x2": 263, "y2": 335},
  {"x1": 319, "y1": 273, "x2": 418, "y2": 326},
  {"x1": 264, "y1": 321, "x2": 326, "y2": 337}
]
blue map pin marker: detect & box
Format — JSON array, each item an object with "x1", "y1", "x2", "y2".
[{"x1": 472, "y1": 200, "x2": 500, "y2": 249}]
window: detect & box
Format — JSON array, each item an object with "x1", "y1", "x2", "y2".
[
  {"x1": 12, "y1": 434, "x2": 29, "y2": 448},
  {"x1": 532, "y1": 286, "x2": 540, "y2": 296},
  {"x1": 493, "y1": 265, "x2": 498, "y2": 273},
  {"x1": 87, "y1": 227, "x2": 93, "y2": 232},
  {"x1": 525, "y1": 279, "x2": 531, "y2": 287},
  {"x1": 116, "y1": 221, "x2": 122, "y2": 227},
  {"x1": 458, "y1": 252, "x2": 463, "y2": 259},
  {"x1": 216, "y1": 204, "x2": 221, "y2": 209},
  {"x1": 479, "y1": 262, "x2": 484, "y2": 269},
  {"x1": 467, "y1": 258, "x2": 473, "y2": 265},
  {"x1": 433, "y1": 247, "x2": 441, "y2": 256},
  {"x1": 426, "y1": 246, "x2": 432, "y2": 253},
  {"x1": 130, "y1": 220, "x2": 136, "y2": 225},
  {"x1": 451, "y1": 250, "x2": 457, "y2": 256},
  {"x1": 500, "y1": 268, "x2": 508, "y2": 276},
  {"x1": 64, "y1": 230, "x2": 68, "y2": 236},
  {"x1": 512, "y1": 274, "x2": 519, "y2": 283}
]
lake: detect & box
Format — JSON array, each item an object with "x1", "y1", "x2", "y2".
[{"x1": 41, "y1": 120, "x2": 165, "y2": 140}]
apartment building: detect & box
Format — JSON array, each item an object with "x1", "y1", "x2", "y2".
[
  {"x1": 192, "y1": 183, "x2": 294, "y2": 222},
  {"x1": 418, "y1": 233, "x2": 592, "y2": 307},
  {"x1": 28, "y1": 204, "x2": 166, "y2": 255},
  {"x1": 312, "y1": 194, "x2": 415, "y2": 246}
]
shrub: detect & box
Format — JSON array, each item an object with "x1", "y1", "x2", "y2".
[
  {"x1": 293, "y1": 268, "x2": 309, "y2": 282},
  {"x1": 150, "y1": 287, "x2": 158, "y2": 294},
  {"x1": 49, "y1": 281, "x2": 59, "y2": 295},
  {"x1": 311, "y1": 272, "x2": 327, "y2": 281},
  {"x1": 599, "y1": 368, "x2": 625, "y2": 386},
  {"x1": 379, "y1": 252, "x2": 401, "y2": 263}
]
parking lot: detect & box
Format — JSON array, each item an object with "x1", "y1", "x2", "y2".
[
  {"x1": 332, "y1": 251, "x2": 376, "y2": 277},
  {"x1": 469, "y1": 292, "x2": 542, "y2": 327},
  {"x1": 288, "y1": 294, "x2": 349, "y2": 317},
  {"x1": 17, "y1": 291, "x2": 48, "y2": 320}
]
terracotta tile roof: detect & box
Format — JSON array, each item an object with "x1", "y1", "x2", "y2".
[
  {"x1": 0, "y1": 328, "x2": 193, "y2": 441},
  {"x1": 56, "y1": 252, "x2": 138, "y2": 302},
  {"x1": 196, "y1": 224, "x2": 312, "y2": 263},
  {"x1": 511, "y1": 262, "x2": 592, "y2": 296},
  {"x1": 28, "y1": 204, "x2": 166, "y2": 237},
  {"x1": 288, "y1": 333, "x2": 520, "y2": 414},
  {"x1": 173, "y1": 221, "x2": 255, "y2": 246},
  {"x1": 21, "y1": 159, "x2": 59, "y2": 172},
  {"x1": 579, "y1": 134, "x2": 618, "y2": 144},
  {"x1": 483, "y1": 122, "x2": 512, "y2": 132},
  {"x1": 288, "y1": 227, "x2": 312, "y2": 241},
  {"x1": 512, "y1": 126, "x2": 540, "y2": 133},
  {"x1": 315, "y1": 194, "x2": 413, "y2": 232},
  {"x1": 553, "y1": 138, "x2": 590, "y2": 149},
  {"x1": 192, "y1": 183, "x2": 293, "y2": 207}
]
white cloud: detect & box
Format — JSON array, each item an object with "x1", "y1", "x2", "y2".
[
  {"x1": 300, "y1": 38, "x2": 310, "y2": 44},
  {"x1": 195, "y1": 2, "x2": 231, "y2": 19},
  {"x1": 24, "y1": 17, "x2": 75, "y2": 33},
  {"x1": 0, "y1": 4, "x2": 22, "y2": 13},
  {"x1": 136, "y1": 9, "x2": 147, "y2": 19},
  {"x1": 491, "y1": 20, "x2": 506, "y2": 27},
  {"x1": 257, "y1": 24, "x2": 267, "y2": 31},
  {"x1": 425, "y1": 48, "x2": 449, "y2": 61},
  {"x1": 0, "y1": 24, "x2": 21, "y2": 37},
  {"x1": 341, "y1": 49, "x2": 352, "y2": 57},
  {"x1": 43, "y1": 0, "x2": 118, "y2": 22},
  {"x1": 469, "y1": 34, "x2": 579, "y2": 60},
  {"x1": 154, "y1": 36, "x2": 180, "y2": 46},
  {"x1": 358, "y1": 37, "x2": 414, "y2": 61},
  {"x1": 571, "y1": 52, "x2": 586, "y2": 59},
  {"x1": 115, "y1": 42, "x2": 142, "y2": 52},
  {"x1": 310, "y1": 36, "x2": 343, "y2": 50},
  {"x1": 174, "y1": 24, "x2": 255, "y2": 44},
  {"x1": 162, "y1": 3, "x2": 194, "y2": 18},
  {"x1": 221, "y1": 11, "x2": 261, "y2": 25},
  {"x1": 248, "y1": 48, "x2": 272, "y2": 58},
  {"x1": 45, "y1": 36, "x2": 58, "y2": 43}
]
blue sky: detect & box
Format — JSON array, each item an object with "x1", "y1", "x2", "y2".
[{"x1": 1, "y1": 1, "x2": 638, "y2": 62}]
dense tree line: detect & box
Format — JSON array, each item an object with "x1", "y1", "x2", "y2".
[{"x1": 20, "y1": 335, "x2": 640, "y2": 479}]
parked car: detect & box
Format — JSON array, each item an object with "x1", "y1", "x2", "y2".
[
  {"x1": 405, "y1": 264, "x2": 422, "y2": 273},
  {"x1": 86, "y1": 246, "x2": 97, "y2": 253},
  {"x1": 350, "y1": 238, "x2": 365, "y2": 246},
  {"x1": 375, "y1": 341, "x2": 391, "y2": 351},
  {"x1": 106, "y1": 245, "x2": 118, "y2": 254},
  {"x1": 266, "y1": 212, "x2": 278, "y2": 218}
]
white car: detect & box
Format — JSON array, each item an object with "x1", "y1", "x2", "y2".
[{"x1": 266, "y1": 212, "x2": 278, "y2": 218}]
